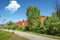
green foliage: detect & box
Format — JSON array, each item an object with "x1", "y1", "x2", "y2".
[
  {"x1": 26, "y1": 6, "x2": 40, "y2": 19},
  {"x1": 24, "y1": 26, "x2": 29, "y2": 31},
  {"x1": 16, "y1": 25, "x2": 29, "y2": 31},
  {"x1": 44, "y1": 13, "x2": 60, "y2": 35},
  {"x1": 21, "y1": 25, "x2": 27, "y2": 31},
  {"x1": 56, "y1": 9, "x2": 60, "y2": 19},
  {"x1": 26, "y1": 6, "x2": 41, "y2": 31},
  {"x1": 4, "y1": 21, "x2": 29, "y2": 31},
  {"x1": 4, "y1": 21, "x2": 18, "y2": 30}
]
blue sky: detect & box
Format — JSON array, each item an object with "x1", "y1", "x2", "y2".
[{"x1": 0, "y1": 0, "x2": 60, "y2": 24}]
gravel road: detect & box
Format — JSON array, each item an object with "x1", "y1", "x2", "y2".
[{"x1": 2, "y1": 29, "x2": 57, "y2": 40}]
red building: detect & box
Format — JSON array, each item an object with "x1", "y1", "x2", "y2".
[
  {"x1": 16, "y1": 20, "x2": 28, "y2": 26},
  {"x1": 41, "y1": 16, "x2": 47, "y2": 22},
  {"x1": 16, "y1": 16, "x2": 47, "y2": 26}
]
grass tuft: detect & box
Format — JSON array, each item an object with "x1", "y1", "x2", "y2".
[{"x1": 0, "y1": 30, "x2": 29, "y2": 40}]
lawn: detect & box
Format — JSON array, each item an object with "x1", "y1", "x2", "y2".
[{"x1": 0, "y1": 30, "x2": 29, "y2": 40}]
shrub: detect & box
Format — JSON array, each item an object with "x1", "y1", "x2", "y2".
[
  {"x1": 44, "y1": 14, "x2": 60, "y2": 35},
  {"x1": 24, "y1": 26, "x2": 29, "y2": 31},
  {"x1": 4, "y1": 21, "x2": 18, "y2": 30}
]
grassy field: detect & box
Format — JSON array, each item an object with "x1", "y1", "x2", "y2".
[{"x1": 0, "y1": 30, "x2": 29, "y2": 40}]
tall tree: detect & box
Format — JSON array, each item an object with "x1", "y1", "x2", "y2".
[
  {"x1": 54, "y1": 0, "x2": 60, "y2": 18},
  {"x1": 26, "y1": 6, "x2": 41, "y2": 31},
  {"x1": 54, "y1": 0, "x2": 59, "y2": 11}
]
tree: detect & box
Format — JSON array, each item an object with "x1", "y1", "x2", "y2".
[
  {"x1": 44, "y1": 13, "x2": 60, "y2": 35},
  {"x1": 26, "y1": 6, "x2": 41, "y2": 31},
  {"x1": 54, "y1": 0, "x2": 60, "y2": 18},
  {"x1": 56, "y1": 9, "x2": 60, "y2": 19},
  {"x1": 54, "y1": 0, "x2": 59, "y2": 11}
]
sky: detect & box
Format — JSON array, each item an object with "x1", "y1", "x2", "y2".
[{"x1": 0, "y1": 0, "x2": 60, "y2": 24}]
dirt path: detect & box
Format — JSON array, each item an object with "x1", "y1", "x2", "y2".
[{"x1": 2, "y1": 29, "x2": 57, "y2": 40}]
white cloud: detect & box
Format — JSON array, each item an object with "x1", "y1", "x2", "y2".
[{"x1": 5, "y1": 0, "x2": 20, "y2": 13}]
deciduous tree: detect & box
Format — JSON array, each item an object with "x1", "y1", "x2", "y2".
[{"x1": 26, "y1": 6, "x2": 41, "y2": 31}]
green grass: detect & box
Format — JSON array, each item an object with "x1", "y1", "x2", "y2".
[
  {"x1": 0, "y1": 30, "x2": 29, "y2": 40},
  {"x1": 26, "y1": 32, "x2": 60, "y2": 40}
]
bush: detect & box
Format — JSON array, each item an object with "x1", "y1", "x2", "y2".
[
  {"x1": 44, "y1": 14, "x2": 60, "y2": 35},
  {"x1": 17, "y1": 25, "x2": 29, "y2": 31},
  {"x1": 4, "y1": 21, "x2": 18, "y2": 30},
  {"x1": 24, "y1": 26, "x2": 29, "y2": 31}
]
